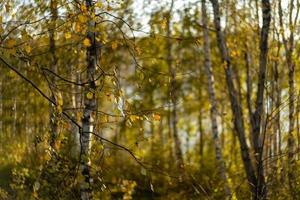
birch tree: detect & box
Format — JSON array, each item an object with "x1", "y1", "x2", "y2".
[
  {"x1": 201, "y1": 0, "x2": 231, "y2": 198},
  {"x1": 80, "y1": 0, "x2": 99, "y2": 199},
  {"x1": 209, "y1": 0, "x2": 271, "y2": 198}
]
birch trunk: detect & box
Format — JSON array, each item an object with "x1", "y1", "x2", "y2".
[
  {"x1": 49, "y1": 0, "x2": 58, "y2": 150},
  {"x1": 250, "y1": 1, "x2": 271, "y2": 198},
  {"x1": 272, "y1": 38, "x2": 281, "y2": 181},
  {"x1": 201, "y1": 0, "x2": 231, "y2": 198},
  {"x1": 210, "y1": 0, "x2": 258, "y2": 198},
  {"x1": 166, "y1": 0, "x2": 184, "y2": 172},
  {"x1": 274, "y1": 42, "x2": 283, "y2": 183},
  {"x1": 0, "y1": 77, "x2": 2, "y2": 136},
  {"x1": 70, "y1": 66, "x2": 81, "y2": 159},
  {"x1": 278, "y1": 0, "x2": 298, "y2": 196},
  {"x1": 198, "y1": 109, "x2": 204, "y2": 165},
  {"x1": 80, "y1": 0, "x2": 99, "y2": 199}
]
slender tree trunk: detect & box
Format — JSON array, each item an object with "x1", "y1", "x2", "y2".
[
  {"x1": 272, "y1": 39, "x2": 281, "y2": 182},
  {"x1": 278, "y1": 1, "x2": 298, "y2": 197},
  {"x1": 12, "y1": 97, "x2": 17, "y2": 135},
  {"x1": 232, "y1": 64, "x2": 242, "y2": 103},
  {"x1": 201, "y1": 0, "x2": 231, "y2": 198},
  {"x1": 209, "y1": 0, "x2": 257, "y2": 197},
  {"x1": 245, "y1": 50, "x2": 254, "y2": 149},
  {"x1": 198, "y1": 108, "x2": 204, "y2": 165},
  {"x1": 80, "y1": 0, "x2": 99, "y2": 199},
  {"x1": 49, "y1": 0, "x2": 58, "y2": 150},
  {"x1": 0, "y1": 76, "x2": 2, "y2": 137},
  {"x1": 287, "y1": 43, "x2": 296, "y2": 199},
  {"x1": 297, "y1": 94, "x2": 300, "y2": 155},
  {"x1": 166, "y1": 0, "x2": 184, "y2": 172},
  {"x1": 70, "y1": 64, "x2": 80, "y2": 159},
  {"x1": 250, "y1": 1, "x2": 271, "y2": 198},
  {"x1": 274, "y1": 46, "x2": 284, "y2": 183},
  {"x1": 158, "y1": 116, "x2": 164, "y2": 145},
  {"x1": 198, "y1": 67, "x2": 205, "y2": 166},
  {"x1": 210, "y1": 0, "x2": 272, "y2": 198}
]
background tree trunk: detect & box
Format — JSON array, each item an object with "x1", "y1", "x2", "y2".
[
  {"x1": 49, "y1": 0, "x2": 58, "y2": 150},
  {"x1": 201, "y1": 0, "x2": 231, "y2": 198},
  {"x1": 166, "y1": 0, "x2": 184, "y2": 173},
  {"x1": 250, "y1": 0, "x2": 271, "y2": 198},
  {"x1": 210, "y1": 0, "x2": 257, "y2": 192},
  {"x1": 278, "y1": 0, "x2": 298, "y2": 197}
]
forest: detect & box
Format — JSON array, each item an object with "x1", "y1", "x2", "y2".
[{"x1": 0, "y1": 0, "x2": 299, "y2": 199}]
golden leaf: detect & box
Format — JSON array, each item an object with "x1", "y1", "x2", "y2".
[
  {"x1": 75, "y1": 23, "x2": 81, "y2": 33},
  {"x1": 126, "y1": 120, "x2": 132, "y2": 127},
  {"x1": 25, "y1": 45, "x2": 32, "y2": 53},
  {"x1": 21, "y1": 30, "x2": 31, "y2": 40},
  {"x1": 129, "y1": 115, "x2": 138, "y2": 122},
  {"x1": 57, "y1": 92, "x2": 63, "y2": 106},
  {"x1": 153, "y1": 114, "x2": 161, "y2": 121},
  {"x1": 80, "y1": 4, "x2": 87, "y2": 12},
  {"x1": 86, "y1": 92, "x2": 93, "y2": 99},
  {"x1": 5, "y1": 3, "x2": 10, "y2": 12},
  {"x1": 6, "y1": 38, "x2": 16, "y2": 48},
  {"x1": 64, "y1": 32, "x2": 71, "y2": 39},
  {"x1": 57, "y1": 105, "x2": 62, "y2": 114},
  {"x1": 96, "y1": 2, "x2": 103, "y2": 8},
  {"x1": 51, "y1": 0, "x2": 58, "y2": 9},
  {"x1": 83, "y1": 38, "x2": 91, "y2": 47},
  {"x1": 101, "y1": 33, "x2": 108, "y2": 44},
  {"x1": 107, "y1": 5, "x2": 112, "y2": 11},
  {"x1": 111, "y1": 41, "x2": 118, "y2": 50},
  {"x1": 135, "y1": 47, "x2": 141, "y2": 56},
  {"x1": 7, "y1": 48, "x2": 16, "y2": 56},
  {"x1": 78, "y1": 14, "x2": 87, "y2": 23},
  {"x1": 161, "y1": 18, "x2": 167, "y2": 30}
]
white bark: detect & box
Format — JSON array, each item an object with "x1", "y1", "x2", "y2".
[
  {"x1": 201, "y1": 0, "x2": 231, "y2": 198},
  {"x1": 80, "y1": 0, "x2": 98, "y2": 199}
]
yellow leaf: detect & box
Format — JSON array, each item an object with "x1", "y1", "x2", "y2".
[
  {"x1": 153, "y1": 114, "x2": 161, "y2": 121},
  {"x1": 96, "y1": 2, "x2": 103, "y2": 8},
  {"x1": 25, "y1": 45, "x2": 32, "y2": 53},
  {"x1": 100, "y1": 33, "x2": 108, "y2": 44},
  {"x1": 5, "y1": 3, "x2": 10, "y2": 12},
  {"x1": 161, "y1": 18, "x2": 167, "y2": 30},
  {"x1": 111, "y1": 41, "x2": 118, "y2": 50},
  {"x1": 83, "y1": 38, "x2": 91, "y2": 47},
  {"x1": 78, "y1": 14, "x2": 87, "y2": 23},
  {"x1": 7, "y1": 48, "x2": 16, "y2": 57},
  {"x1": 126, "y1": 120, "x2": 132, "y2": 127},
  {"x1": 107, "y1": 5, "x2": 112, "y2": 12},
  {"x1": 75, "y1": 23, "x2": 81, "y2": 33},
  {"x1": 57, "y1": 105, "x2": 62, "y2": 114},
  {"x1": 129, "y1": 115, "x2": 138, "y2": 122},
  {"x1": 57, "y1": 92, "x2": 63, "y2": 106},
  {"x1": 135, "y1": 47, "x2": 141, "y2": 56},
  {"x1": 32, "y1": 191, "x2": 38, "y2": 198},
  {"x1": 64, "y1": 32, "x2": 72, "y2": 39},
  {"x1": 80, "y1": 4, "x2": 87, "y2": 12},
  {"x1": 141, "y1": 167, "x2": 147, "y2": 175},
  {"x1": 86, "y1": 92, "x2": 93, "y2": 99},
  {"x1": 21, "y1": 30, "x2": 31, "y2": 40},
  {"x1": 96, "y1": 36, "x2": 101, "y2": 42},
  {"x1": 6, "y1": 38, "x2": 16, "y2": 48}
]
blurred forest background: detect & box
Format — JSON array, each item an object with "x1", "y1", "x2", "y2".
[{"x1": 0, "y1": 0, "x2": 299, "y2": 199}]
